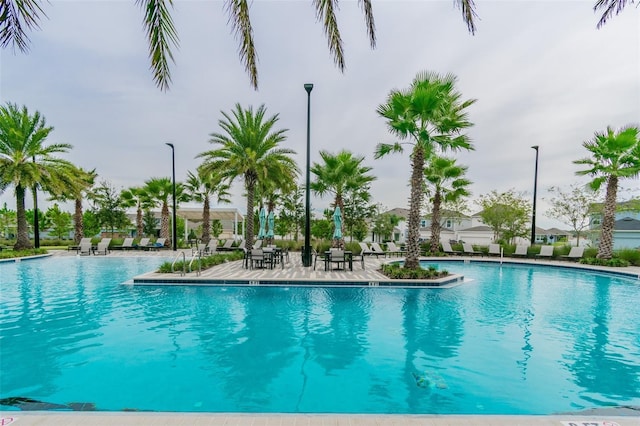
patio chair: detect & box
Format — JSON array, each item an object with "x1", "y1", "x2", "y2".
[
  {"x1": 250, "y1": 249, "x2": 272, "y2": 269},
  {"x1": 561, "y1": 246, "x2": 584, "y2": 262},
  {"x1": 93, "y1": 238, "x2": 112, "y2": 255},
  {"x1": 386, "y1": 242, "x2": 405, "y2": 257},
  {"x1": 442, "y1": 241, "x2": 462, "y2": 255},
  {"x1": 536, "y1": 245, "x2": 554, "y2": 259},
  {"x1": 358, "y1": 242, "x2": 376, "y2": 257},
  {"x1": 77, "y1": 240, "x2": 93, "y2": 256},
  {"x1": 114, "y1": 237, "x2": 134, "y2": 250},
  {"x1": 219, "y1": 239, "x2": 234, "y2": 251},
  {"x1": 462, "y1": 242, "x2": 482, "y2": 256},
  {"x1": 150, "y1": 238, "x2": 166, "y2": 250},
  {"x1": 328, "y1": 249, "x2": 346, "y2": 270},
  {"x1": 253, "y1": 239, "x2": 263, "y2": 249},
  {"x1": 370, "y1": 242, "x2": 388, "y2": 257},
  {"x1": 192, "y1": 243, "x2": 207, "y2": 256},
  {"x1": 70, "y1": 237, "x2": 92, "y2": 252},
  {"x1": 511, "y1": 244, "x2": 528, "y2": 258},
  {"x1": 204, "y1": 239, "x2": 218, "y2": 255},
  {"x1": 135, "y1": 238, "x2": 151, "y2": 250},
  {"x1": 488, "y1": 244, "x2": 502, "y2": 256}
]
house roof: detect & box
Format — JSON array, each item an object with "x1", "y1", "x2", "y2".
[
  {"x1": 384, "y1": 207, "x2": 410, "y2": 220},
  {"x1": 614, "y1": 217, "x2": 640, "y2": 231},
  {"x1": 458, "y1": 225, "x2": 493, "y2": 232}
]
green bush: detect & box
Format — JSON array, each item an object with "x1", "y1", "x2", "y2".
[
  {"x1": 615, "y1": 248, "x2": 640, "y2": 266},
  {"x1": 379, "y1": 263, "x2": 449, "y2": 280},
  {"x1": 579, "y1": 257, "x2": 630, "y2": 267},
  {"x1": 157, "y1": 251, "x2": 244, "y2": 273},
  {"x1": 0, "y1": 248, "x2": 48, "y2": 259}
]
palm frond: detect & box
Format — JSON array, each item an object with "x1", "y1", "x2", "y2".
[
  {"x1": 225, "y1": 0, "x2": 258, "y2": 89},
  {"x1": 358, "y1": 0, "x2": 376, "y2": 48},
  {"x1": 0, "y1": 0, "x2": 46, "y2": 52},
  {"x1": 593, "y1": 0, "x2": 635, "y2": 28},
  {"x1": 312, "y1": 0, "x2": 345, "y2": 71},
  {"x1": 136, "y1": 0, "x2": 179, "y2": 92},
  {"x1": 454, "y1": 0, "x2": 478, "y2": 35},
  {"x1": 374, "y1": 142, "x2": 403, "y2": 159}
]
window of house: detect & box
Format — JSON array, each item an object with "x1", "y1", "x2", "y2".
[{"x1": 420, "y1": 220, "x2": 427, "y2": 228}]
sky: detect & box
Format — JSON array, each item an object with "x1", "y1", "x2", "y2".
[{"x1": 1, "y1": 0, "x2": 639, "y2": 229}]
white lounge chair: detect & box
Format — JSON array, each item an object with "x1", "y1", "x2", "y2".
[
  {"x1": 136, "y1": 238, "x2": 150, "y2": 250},
  {"x1": 512, "y1": 245, "x2": 528, "y2": 258},
  {"x1": 462, "y1": 242, "x2": 482, "y2": 256},
  {"x1": 358, "y1": 242, "x2": 375, "y2": 257},
  {"x1": 442, "y1": 241, "x2": 462, "y2": 255},
  {"x1": 488, "y1": 244, "x2": 502, "y2": 256},
  {"x1": 561, "y1": 246, "x2": 584, "y2": 262},
  {"x1": 536, "y1": 245, "x2": 554, "y2": 259},
  {"x1": 370, "y1": 242, "x2": 387, "y2": 257},
  {"x1": 94, "y1": 238, "x2": 112, "y2": 255},
  {"x1": 114, "y1": 237, "x2": 135, "y2": 250},
  {"x1": 219, "y1": 239, "x2": 234, "y2": 251},
  {"x1": 386, "y1": 242, "x2": 405, "y2": 257},
  {"x1": 77, "y1": 240, "x2": 93, "y2": 256}
]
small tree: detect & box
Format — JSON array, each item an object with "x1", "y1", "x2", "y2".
[
  {"x1": 46, "y1": 203, "x2": 72, "y2": 239},
  {"x1": 371, "y1": 212, "x2": 400, "y2": 242},
  {"x1": 0, "y1": 203, "x2": 16, "y2": 239},
  {"x1": 142, "y1": 210, "x2": 157, "y2": 237},
  {"x1": 545, "y1": 184, "x2": 602, "y2": 246},
  {"x1": 91, "y1": 181, "x2": 130, "y2": 237},
  {"x1": 477, "y1": 189, "x2": 531, "y2": 244}
]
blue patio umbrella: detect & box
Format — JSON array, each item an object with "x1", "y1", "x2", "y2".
[
  {"x1": 266, "y1": 211, "x2": 275, "y2": 239},
  {"x1": 258, "y1": 207, "x2": 267, "y2": 239},
  {"x1": 332, "y1": 206, "x2": 342, "y2": 239}
]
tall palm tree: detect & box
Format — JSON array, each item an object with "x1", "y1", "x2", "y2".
[
  {"x1": 51, "y1": 166, "x2": 97, "y2": 244},
  {"x1": 141, "y1": 177, "x2": 188, "y2": 247},
  {"x1": 120, "y1": 186, "x2": 153, "y2": 238},
  {"x1": 185, "y1": 169, "x2": 231, "y2": 244},
  {"x1": 198, "y1": 104, "x2": 298, "y2": 251},
  {"x1": 0, "y1": 0, "x2": 483, "y2": 91},
  {"x1": 574, "y1": 125, "x2": 640, "y2": 259},
  {"x1": 0, "y1": 103, "x2": 75, "y2": 249},
  {"x1": 374, "y1": 71, "x2": 475, "y2": 269},
  {"x1": 310, "y1": 150, "x2": 376, "y2": 248},
  {"x1": 424, "y1": 156, "x2": 472, "y2": 254}
]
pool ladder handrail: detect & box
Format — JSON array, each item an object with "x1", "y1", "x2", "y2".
[
  {"x1": 171, "y1": 251, "x2": 186, "y2": 276},
  {"x1": 189, "y1": 251, "x2": 202, "y2": 276}
]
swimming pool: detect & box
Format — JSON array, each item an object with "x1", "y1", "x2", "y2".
[{"x1": 1, "y1": 257, "x2": 639, "y2": 414}]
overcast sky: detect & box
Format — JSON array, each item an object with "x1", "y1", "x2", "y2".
[{"x1": 1, "y1": 0, "x2": 638, "y2": 229}]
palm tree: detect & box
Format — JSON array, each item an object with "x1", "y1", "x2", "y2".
[
  {"x1": 594, "y1": 0, "x2": 636, "y2": 28},
  {"x1": 0, "y1": 103, "x2": 75, "y2": 249},
  {"x1": 185, "y1": 169, "x2": 231, "y2": 244},
  {"x1": 51, "y1": 167, "x2": 97, "y2": 244},
  {"x1": 310, "y1": 150, "x2": 376, "y2": 248},
  {"x1": 374, "y1": 71, "x2": 475, "y2": 269},
  {"x1": 198, "y1": 103, "x2": 298, "y2": 251},
  {"x1": 424, "y1": 156, "x2": 472, "y2": 254},
  {"x1": 0, "y1": 0, "x2": 482, "y2": 91},
  {"x1": 574, "y1": 125, "x2": 640, "y2": 259},
  {"x1": 120, "y1": 186, "x2": 152, "y2": 238},
  {"x1": 141, "y1": 177, "x2": 188, "y2": 247}
]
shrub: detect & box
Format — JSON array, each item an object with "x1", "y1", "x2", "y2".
[
  {"x1": 615, "y1": 248, "x2": 640, "y2": 266},
  {"x1": 0, "y1": 248, "x2": 48, "y2": 260},
  {"x1": 379, "y1": 263, "x2": 449, "y2": 280},
  {"x1": 579, "y1": 257, "x2": 630, "y2": 267},
  {"x1": 157, "y1": 251, "x2": 244, "y2": 273}
]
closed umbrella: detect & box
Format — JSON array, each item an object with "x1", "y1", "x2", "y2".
[
  {"x1": 332, "y1": 206, "x2": 342, "y2": 239},
  {"x1": 258, "y1": 207, "x2": 267, "y2": 239},
  {"x1": 266, "y1": 211, "x2": 275, "y2": 239}
]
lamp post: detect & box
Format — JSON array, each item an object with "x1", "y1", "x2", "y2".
[
  {"x1": 303, "y1": 83, "x2": 314, "y2": 267},
  {"x1": 530, "y1": 145, "x2": 539, "y2": 244},
  {"x1": 32, "y1": 156, "x2": 39, "y2": 249},
  {"x1": 166, "y1": 143, "x2": 177, "y2": 251}
]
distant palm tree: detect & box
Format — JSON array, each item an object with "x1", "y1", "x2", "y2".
[
  {"x1": 311, "y1": 150, "x2": 376, "y2": 248},
  {"x1": 0, "y1": 103, "x2": 75, "y2": 249},
  {"x1": 120, "y1": 186, "x2": 152, "y2": 238},
  {"x1": 424, "y1": 156, "x2": 472, "y2": 254},
  {"x1": 0, "y1": 0, "x2": 484, "y2": 91},
  {"x1": 141, "y1": 177, "x2": 188, "y2": 246},
  {"x1": 375, "y1": 71, "x2": 475, "y2": 269},
  {"x1": 198, "y1": 104, "x2": 298, "y2": 250},
  {"x1": 52, "y1": 167, "x2": 97, "y2": 243},
  {"x1": 574, "y1": 125, "x2": 640, "y2": 259},
  {"x1": 185, "y1": 169, "x2": 231, "y2": 244}
]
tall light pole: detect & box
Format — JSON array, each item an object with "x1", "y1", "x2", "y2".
[
  {"x1": 32, "y1": 156, "x2": 39, "y2": 249},
  {"x1": 166, "y1": 143, "x2": 177, "y2": 251},
  {"x1": 303, "y1": 83, "x2": 314, "y2": 267},
  {"x1": 531, "y1": 145, "x2": 539, "y2": 245}
]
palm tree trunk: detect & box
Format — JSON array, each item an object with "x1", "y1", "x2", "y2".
[
  {"x1": 161, "y1": 201, "x2": 170, "y2": 245},
  {"x1": 136, "y1": 205, "x2": 143, "y2": 238},
  {"x1": 245, "y1": 180, "x2": 255, "y2": 250},
  {"x1": 14, "y1": 185, "x2": 32, "y2": 250},
  {"x1": 597, "y1": 175, "x2": 617, "y2": 259},
  {"x1": 202, "y1": 196, "x2": 211, "y2": 244},
  {"x1": 74, "y1": 198, "x2": 84, "y2": 244},
  {"x1": 430, "y1": 191, "x2": 442, "y2": 254},
  {"x1": 405, "y1": 146, "x2": 425, "y2": 269}
]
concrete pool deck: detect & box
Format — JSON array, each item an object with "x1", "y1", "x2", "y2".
[{"x1": 8, "y1": 249, "x2": 640, "y2": 425}]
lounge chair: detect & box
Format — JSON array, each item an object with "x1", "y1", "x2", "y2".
[
  {"x1": 204, "y1": 239, "x2": 218, "y2": 255},
  {"x1": 253, "y1": 239, "x2": 263, "y2": 249},
  {"x1": 114, "y1": 237, "x2": 135, "y2": 250},
  {"x1": 73, "y1": 237, "x2": 93, "y2": 253},
  {"x1": 370, "y1": 242, "x2": 387, "y2": 257},
  {"x1": 462, "y1": 242, "x2": 482, "y2": 256},
  {"x1": 536, "y1": 245, "x2": 554, "y2": 259},
  {"x1": 77, "y1": 240, "x2": 93, "y2": 256},
  {"x1": 192, "y1": 243, "x2": 207, "y2": 256},
  {"x1": 234, "y1": 240, "x2": 246, "y2": 251},
  {"x1": 561, "y1": 246, "x2": 584, "y2": 262},
  {"x1": 488, "y1": 244, "x2": 502, "y2": 256},
  {"x1": 386, "y1": 242, "x2": 405, "y2": 257},
  {"x1": 135, "y1": 238, "x2": 151, "y2": 250},
  {"x1": 512, "y1": 245, "x2": 528, "y2": 258},
  {"x1": 93, "y1": 238, "x2": 112, "y2": 255},
  {"x1": 358, "y1": 242, "x2": 376, "y2": 257},
  {"x1": 442, "y1": 241, "x2": 462, "y2": 255},
  {"x1": 219, "y1": 239, "x2": 234, "y2": 251},
  {"x1": 148, "y1": 238, "x2": 166, "y2": 250}
]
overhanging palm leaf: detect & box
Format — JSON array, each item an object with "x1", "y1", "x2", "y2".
[
  {"x1": 0, "y1": 0, "x2": 45, "y2": 52},
  {"x1": 593, "y1": 0, "x2": 637, "y2": 28}
]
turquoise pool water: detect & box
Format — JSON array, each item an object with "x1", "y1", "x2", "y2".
[{"x1": 1, "y1": 257, "x2": 639, "y2": 414}]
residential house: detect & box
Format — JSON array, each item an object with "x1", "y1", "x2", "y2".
[{"x1": 588, "y1": 200, "x2": 640, "y2": 249}]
